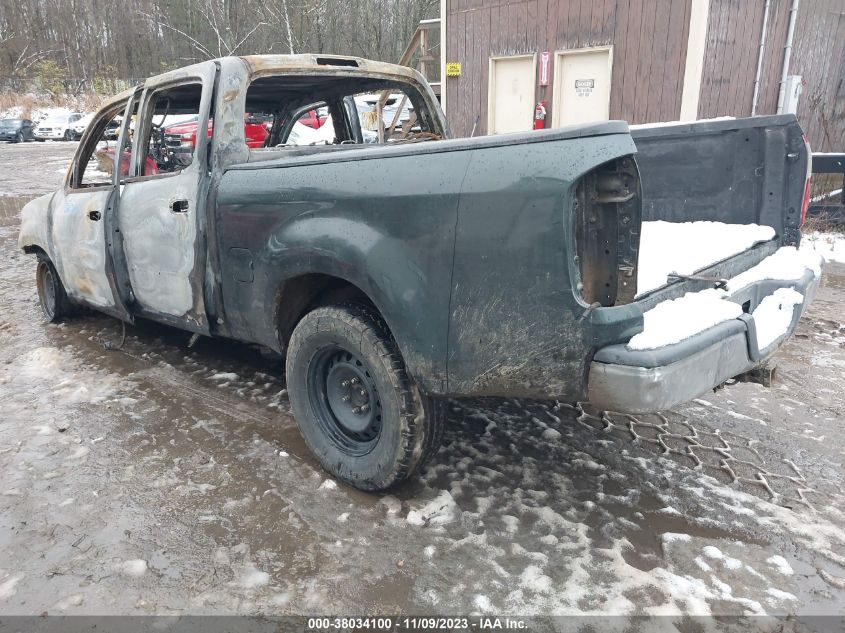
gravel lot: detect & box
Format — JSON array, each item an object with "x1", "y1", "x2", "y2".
[{"x1": 1, "y1": 140, "x2": 844, "y2": 619}]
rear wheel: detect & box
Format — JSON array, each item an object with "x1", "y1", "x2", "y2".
[
  {"x1": 286, "y1": 304, "x2": 444, "y2": 491},
  {"x1": 36, "y1": 257, "x2": 72, "y2": 322},
  {"x1": 63, "y1": 129, "x2": 72, "y2": 141},
  {"x1": 15, "y1": 131, "x2": 23, "y2": 143}
]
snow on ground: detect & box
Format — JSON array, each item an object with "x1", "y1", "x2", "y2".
[
  {"x1": 1, "y1": 106, "x2": 81, "y2": 123},
  {"x1": 801, "y1": 231, "x2": 845, "y2": 264},
  {"x1": 637, "y1": 221, "x2": 776, "y2": 296}
]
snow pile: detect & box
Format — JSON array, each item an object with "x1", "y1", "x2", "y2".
[
  {"x1": 801, "y1": 231, "x2": 845, "y2": 264},
  {"x1": 627, "y1": 289, "x2": 742, "y2": 351},
  {"x1": 765, "y1": 555, "x2": 794, "y2": 576},
  {"x1": 727, "y1": 246, "x2": 822, "y2": 291},
  {"x1": 637, "y1": 221, "x2": 776, "y2": 296},
  {"x1": 406, "y1": 490, "x2": 458, "y2": 526},
  {"x1": 117, "y1": 559, "x2": 148, "y2": 577},
  {"x1": 751, "y1": 288, "x2": 804, "y2": 350},
  {"x1": 0, "y1": 574, "x2": 22, "y2": 600}
]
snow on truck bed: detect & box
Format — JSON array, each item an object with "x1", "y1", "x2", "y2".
[
  {"x1": 627, "y1": 245, "x2": 823, "y2": 351},
  {"x1": 636, "y1": 221, "x2": 777, "y2": 296}
]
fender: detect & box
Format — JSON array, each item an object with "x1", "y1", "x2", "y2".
[
  {"x1": 18, "y1": 192, "x2": 57, "y2": 260},
  {"x1": 215, "y1": 149, "x2": 471, "y2": 395},
  {"x1": 263, "y1": 219, "x2": 448, "y2": 393}
]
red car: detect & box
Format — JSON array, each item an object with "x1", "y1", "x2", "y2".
[
  {"x1": 164, "y1": 110, "x2": 326, "y2": 153},
  {"x1": 298, "y1": 109, "x2": 328, "y2": 130},
  {"x1": 164, "y1": 114, "x2": 270, "y2": 151}
]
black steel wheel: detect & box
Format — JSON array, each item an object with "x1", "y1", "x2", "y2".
[
  {"x1": 307, "y1": 346, "x2": 383, "y2": 455},
  {"x1": 286, "y1": 303, "x2": 444, "y2": 491},
  {"x1": 36, "y1": 257, "x2": 72, "y2": 322}
]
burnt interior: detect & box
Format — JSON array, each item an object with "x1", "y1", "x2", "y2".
[
  {"x1": 574, "y1": 155, "x2": 641, "y2": 307},
  {"x1": 246, "y1": 74, "x2": 440, "y2": 147}
]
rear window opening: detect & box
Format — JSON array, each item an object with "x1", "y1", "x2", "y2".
[
  {"x1": 574, "y1": 156, "x2": 641, "y2": 307},
  {"x1": 243, "y1": 73, "x2": 442, "y2": 153}
]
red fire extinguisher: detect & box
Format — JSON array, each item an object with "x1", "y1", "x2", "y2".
[{"x1": 534, "y1": 101, "x2": 547, "y2": 130}]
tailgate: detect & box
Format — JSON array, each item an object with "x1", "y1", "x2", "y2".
[
  {"x1": 587, "y1": 246, "x2": 822, "y2": 414},
  {"x1": 583, "y1": 115, "x2": 817, "y2": 413}
]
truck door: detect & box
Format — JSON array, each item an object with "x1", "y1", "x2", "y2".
[
  {"x1": 114, "y1": 65, "x2": 216, "y2": 333},
  {"x1": 48, "y1": 98, "x2": 135, "y2": 322}
]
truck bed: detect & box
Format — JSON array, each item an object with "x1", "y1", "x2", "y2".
[
  {"x1": 628, "y1": 115, "x2": 809, "y2": 306},
  {"x1": 636, "y1": 220, "x2": 776, "y2": 296},
  {"x1": 587, "y1": 115, "x2": 816, "y2": 412}
]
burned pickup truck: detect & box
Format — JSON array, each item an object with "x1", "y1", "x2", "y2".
[{"x1": 19, "y1": 55, "x2": 821, "y2": 490}]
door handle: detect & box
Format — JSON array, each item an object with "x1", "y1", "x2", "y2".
[
  {"x1": 88, "y1": 210, "x2": 101, "y2": 221},
  {"x1": 170, "y1": 200, "x2": 189, "y2": 213}
]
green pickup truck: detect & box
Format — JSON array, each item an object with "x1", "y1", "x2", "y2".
[{"x1": 19, "y1": 55, "x2": 819, "y2": 490}]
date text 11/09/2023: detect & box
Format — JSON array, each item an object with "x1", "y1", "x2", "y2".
[{"x1": 307, "y1": 616, "x2": 528, "y2": 631}]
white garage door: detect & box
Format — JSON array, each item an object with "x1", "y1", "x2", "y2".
[
  {"x1": 488, "y1": 55, "x2": 536, "y2": 134},
  {"x1": 553, "y1": 47, "x2": 613, "y2": 127}
]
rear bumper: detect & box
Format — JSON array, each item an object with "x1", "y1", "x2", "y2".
[{"x1": 587, "y1": 270, "x2": 820, "y2": 413}]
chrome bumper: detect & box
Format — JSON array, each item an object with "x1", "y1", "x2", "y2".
[{"x1": 587, "y1": 270, "x2": 820, "y2": 413}]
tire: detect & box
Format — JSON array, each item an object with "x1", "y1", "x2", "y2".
[
  {"x1": 15, "y1": 131, "x2": 23, "y2": 143},
  {"x1": 63, "y1": 129, "x2": 72, "y2": 141},
  {"x1": 36, "y1": 256, "x2": 73, "y2": 322},
  {"x1": 286, "y1": 303, "x2": 444, "y2": 491}
]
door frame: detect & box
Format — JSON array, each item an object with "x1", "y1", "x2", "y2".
[
  {"x1": 551, "y1": 45, "x2": 613, "y2": 128},
  {"x1": 112, "y1": 64, "x2": 217, "y2": 333},
  {"x1": 52, "y1": 96, "x2": 136, "y2": 323},
  {"x1": 487, "y1": 53, "x2": 537, "y2": 134}
]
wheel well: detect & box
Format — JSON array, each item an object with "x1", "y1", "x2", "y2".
[
  {"x1": 274, "y1": 274, "x2": 376, "y2": 349},
  {"x1": 23, "y1": 245, "x2": 48, "y2": 258}
]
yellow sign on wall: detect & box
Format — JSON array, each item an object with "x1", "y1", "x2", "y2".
[{"x1": 446, "y1": 62, "x2": 462, "y2": 77}]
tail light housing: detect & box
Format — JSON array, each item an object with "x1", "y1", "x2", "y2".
[{"x1": 573, "y1": 156, "x2": 642, "y2": 307}]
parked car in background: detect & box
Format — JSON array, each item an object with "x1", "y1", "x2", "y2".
[
  {"x1": 298, "y1": 108, "x2": 328, "y2": 129},
  {"x1": 70, "y1": 113, "x2": 95, "y2": 140},
  {"x1": 0, "y1": 118, "x2": 37, "y2": 142},
  {"x1": 162, "y1": 110, "x2": 324, "y2": 164},
  {"x1": 34, "y1": 112, "x2": 84, "y2": 141},
  {"x1": 103, "y1": 117, "x2": 121, "y2": 140}
]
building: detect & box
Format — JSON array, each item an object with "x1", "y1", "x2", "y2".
[{"x1": 438, "y1": 0, "x2": 844, "y2": 151}]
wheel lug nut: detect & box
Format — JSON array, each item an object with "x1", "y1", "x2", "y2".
[
  {"x1": 352, "y1": 407, "x2": 361, "y2": 414},
  {"x1": 341, "y1": 380, "x2": 350, "y2": 388},
  {"x1": 350, "y1": 377, "x2": 360, "y2": 385},
  {"x1": 360, "y1": 404, "x2": 369, "y2": 413},
  {"x1": 341, "y1": 395, "x2": 350, "y2": 402},
  {"x1": 359, "y1": 389, "x2": 367, "y2": 397}
]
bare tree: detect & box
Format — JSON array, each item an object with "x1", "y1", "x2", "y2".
[{"x1": 0, "y1": 0, "x2": 439, "y2": 92}]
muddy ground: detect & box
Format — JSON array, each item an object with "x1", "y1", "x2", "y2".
[{"x1": 0, "y1": 140, "x2": 844, "y2": 619}]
